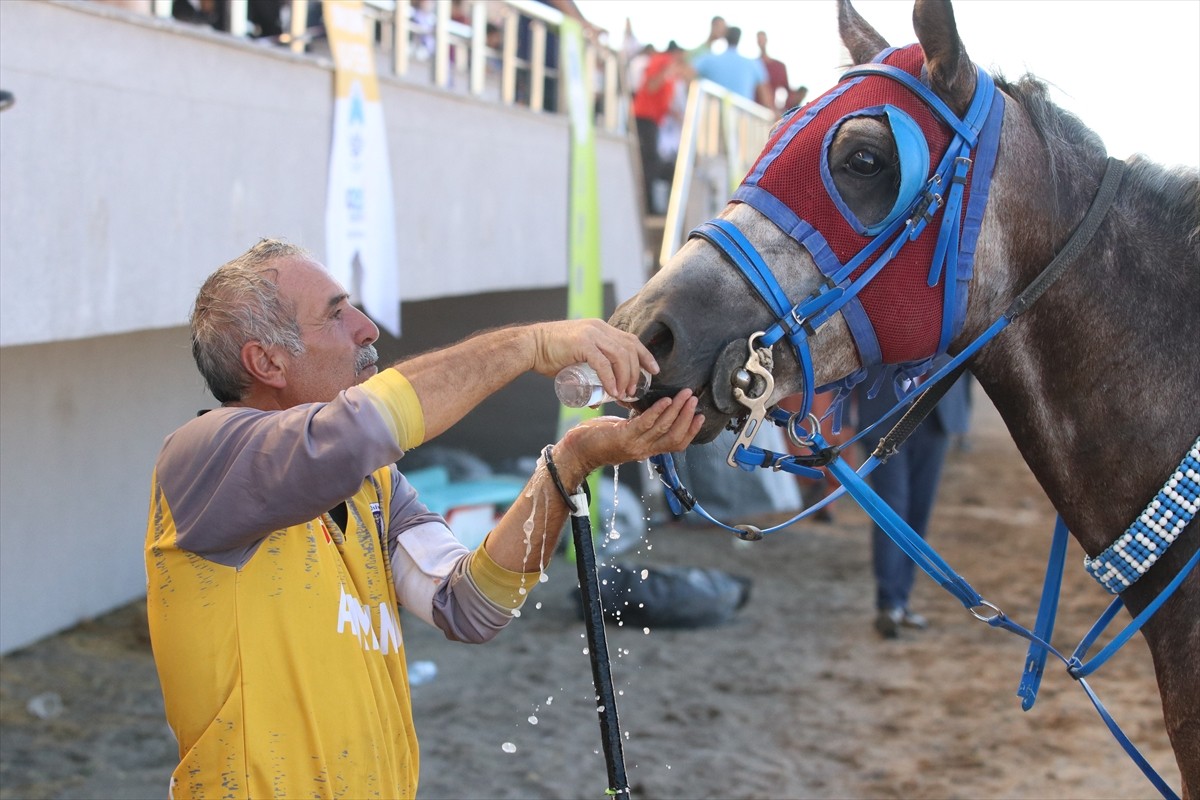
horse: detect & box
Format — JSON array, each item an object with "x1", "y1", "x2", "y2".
[{"x1": 610, "y1": 0, "x2": 1199, "y2": 794}]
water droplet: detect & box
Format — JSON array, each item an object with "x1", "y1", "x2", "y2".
[
  {"x1": 546, "y1": 696, "x2": 554, "y2": 705},
  {"x1": 518, "y1": 587, "x2": 527, "y2": 595},
  {"x1": 528, "y1": 715, "x2": 538, "y2": 725},
  {"x1": 502, "y1": 742, "x2": 517, "y2": 754},
  {"x1": 639, "y1": 569, "x2": 649, "y2": 580},
  {"x1": 582, "y1": 647, "x2": 589, "y2": 655},
  {"x1": 535, "y1": 601, "x2": 543, "y2": 610},
  {"x1": 643, "y1": 627, "x2": 650, "y2": 634},
  {"x1": 26, "y1": 692, "x2": 63, "y2": 720},
  {"x1": 538, "y1": 572, "x2": 549, "y2": 583},
  {"x1": 511, "y1": 608, "x2": 522, "y2": 618},
  {"x1": 596, "y1": 705, "x2": 606, "y2": 713},
  {"x1": 609, "y1": 531, "x2": 621, "y2": 540}
]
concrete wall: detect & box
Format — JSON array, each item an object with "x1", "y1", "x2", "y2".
[
  {"x1": 0, "y1": 1, "x2": 646, "y2": 652},
  {"x1": 0, "y1": 327, "x2": 203, "y2": 652}
]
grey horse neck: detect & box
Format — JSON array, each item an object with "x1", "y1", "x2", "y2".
[{"x1": 969, "y1": 149, "x2": 1199, "y2": 606}]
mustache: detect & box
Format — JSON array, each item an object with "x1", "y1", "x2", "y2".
[{"x1": 355, "y1": 344, "x2": 379, "y2": 373}]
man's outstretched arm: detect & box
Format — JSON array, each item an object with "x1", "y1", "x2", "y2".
[{"x1": 393, "y1": 319, "x2": 658, "y2": 443}]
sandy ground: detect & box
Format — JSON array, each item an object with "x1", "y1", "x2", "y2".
[{"x1": 0, "y1": 397, "x2": 1182, "y2": 800}]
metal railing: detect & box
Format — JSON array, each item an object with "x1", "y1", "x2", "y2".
[
  {"x1": 660, "y1": 78, "x2": 777, "y2": 267},
  {"x1": 149, "y1": 0, "x2": 626, "y2": 133}
]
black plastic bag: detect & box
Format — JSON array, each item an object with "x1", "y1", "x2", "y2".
[{"x1": 578, "y1": 563, "x2": 752, "y2": 629}]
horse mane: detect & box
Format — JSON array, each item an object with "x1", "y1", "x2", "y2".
[{"x1": 994, "y1": 71, "x2": 1200, "y2": 247}]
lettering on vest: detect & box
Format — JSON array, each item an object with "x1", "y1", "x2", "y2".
[{"x1": 336, "y1": 585, "x2": 403, "y2": 654}]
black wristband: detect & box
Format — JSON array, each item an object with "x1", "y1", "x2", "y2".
[{"x1": 542, "y1": 445, "x2": 585, "y2": 513}]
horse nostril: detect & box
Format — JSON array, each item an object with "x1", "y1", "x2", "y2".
[{"x1": 642, "y1": 321, "x2": 675, "y2": 364}]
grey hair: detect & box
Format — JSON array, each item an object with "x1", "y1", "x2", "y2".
[{"x1": 190, "y1": 239, "x2": 310, "y2": 403}]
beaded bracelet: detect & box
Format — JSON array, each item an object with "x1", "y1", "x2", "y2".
[{"x1": 541, "y1": 445, "x2": 589, "y2": 515}]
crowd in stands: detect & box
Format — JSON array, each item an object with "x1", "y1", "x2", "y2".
[{"x1": 627, "y1": 14, "x2": 809, "y2": 215}]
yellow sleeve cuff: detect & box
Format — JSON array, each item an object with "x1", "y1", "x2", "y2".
[
  {"x1": 360, "y1": 369, "x2": 425, "y2": 450},
  {"x1": 467, "y1": 545, "x2": 539, "y2": 610}
]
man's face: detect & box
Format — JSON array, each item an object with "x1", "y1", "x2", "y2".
[{"x1": 273, "y1": 257, "x2": 380, "y2": 406}]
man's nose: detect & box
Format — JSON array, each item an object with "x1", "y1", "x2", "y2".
[{"x1": 354, "y1": 306, "x2": 380, "y2": 345}]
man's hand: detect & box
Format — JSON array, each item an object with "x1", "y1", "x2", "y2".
[
  {"x1": 530, "y1": 319, "x2": 658, "y2": 403},
  {"x1": 480, "y1": 390, "x2": 702, "y2": 573},
  {"x1": 551, "y1": 390, "x2": 705, "y2": 487}
]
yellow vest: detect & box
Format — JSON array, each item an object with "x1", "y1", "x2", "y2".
[{"x1": 146, "y1": 466, "x2": 418, "y2": 798}]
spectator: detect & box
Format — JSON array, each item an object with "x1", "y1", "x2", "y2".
[
  {"x1": 145, "y1": 239, "x2": 704, "y2": 797},
  {"x1": 694, "y1": 26, "x2": 772, "y2": 108},
  {"x1": 632, "y1": 41, "x2": 694, "y2": 214},
  {"x1": 515, "y1": 0, "x2": 598, "y2": 111},
  {"x1": 756, "y1": 30, "x2": 790, "y2": 115},
  {"x1": 623, "y1": 18, "x2": 654, "y2": 99},
  {"x1": 247, "y1": 0, "x2": 284, "y2": 39},
  {"x1": 853, "y1": 359, "x2": 972, "y2": 639},
  {"x1": 172, "y1": 0, "x2": 222, "y2": 28},
  {"x1": 688, "y1": 15, "x2": 726, "y2": 62}
]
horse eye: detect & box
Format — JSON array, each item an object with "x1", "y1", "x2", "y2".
[{"x1": 846, "y1": 150, "x2": 881, "y2": 177}]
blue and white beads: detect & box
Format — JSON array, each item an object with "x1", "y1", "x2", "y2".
[{"x1": 1085, "y1": 436, "x2": 1200, "y2": 594}]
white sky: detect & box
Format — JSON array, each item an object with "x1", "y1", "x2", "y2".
[{"x1": 576, "y1": 0, "x2": 1200, "y2": 168}]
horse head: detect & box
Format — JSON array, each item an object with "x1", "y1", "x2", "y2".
[{"x1": 611, "y1": 0, "x2": 1033, "y2": 444}]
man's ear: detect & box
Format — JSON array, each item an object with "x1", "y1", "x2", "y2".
[{"x1": 240, "y1": 341, "x2": 287, "y2": 390}]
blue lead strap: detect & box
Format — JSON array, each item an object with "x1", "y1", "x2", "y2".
[
  {"x1": 1077, "y1": 677, "x2": 1181, "y2": 800},
  {"x1": 827, "y1": 453, "x2": 1185, "y2": 800},
  {"x1": 1017, "y1": 516, "x2": 1070, "y2": 711},
  {"x1": 825, "y1": 452, "x2": 984, "y2": 609},
  {"x1": 1071, "y1": 545, "x2": 1200, "y2": 679}
]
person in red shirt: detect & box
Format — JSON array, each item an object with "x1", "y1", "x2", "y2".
[
  {"x1": 632, "y1": 41, "x2": 693, "y2": 214},
  {"x1": 757, "y1": 30, "x2": 790, "y2": 116}
]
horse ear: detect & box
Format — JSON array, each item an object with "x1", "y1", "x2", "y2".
[
  {"x1": 838, "y1": 0, "x2": 890, "y2": 65},
  {"x1": 912, "y1": 0, "x2": 976, "y2": 115}
]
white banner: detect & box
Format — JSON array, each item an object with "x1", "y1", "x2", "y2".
[{"x1": 324, "y1": 0, "x2": 400, "y2": 337}]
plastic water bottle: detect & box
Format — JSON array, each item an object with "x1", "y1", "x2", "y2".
[{"x1": 554, "y1": 363, "x2": 651, "y2": 408}]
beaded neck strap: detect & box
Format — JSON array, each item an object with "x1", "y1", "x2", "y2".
[{"x1": 1085, "y1": 436, "x2": 1200, "y2": 593}]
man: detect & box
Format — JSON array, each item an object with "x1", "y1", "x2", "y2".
[
  {"x1": 854, "y1": 360, "x2": 972, "y2": 639},
  {"x1": 145, "y1": 240, "x2": 703, "y2": 798},
  {"x1": 688, "y1": 15, "x2": 726, "y2": 62},
  {"x1": 756, "y1": 30, "x2": 790, "y2": 115},
  {"x1": 632, "y1": 41, "x2": 693, "y2": 213},
  {"x1": 693, "y1": 27, "x2": 772, "y2": 109}
]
